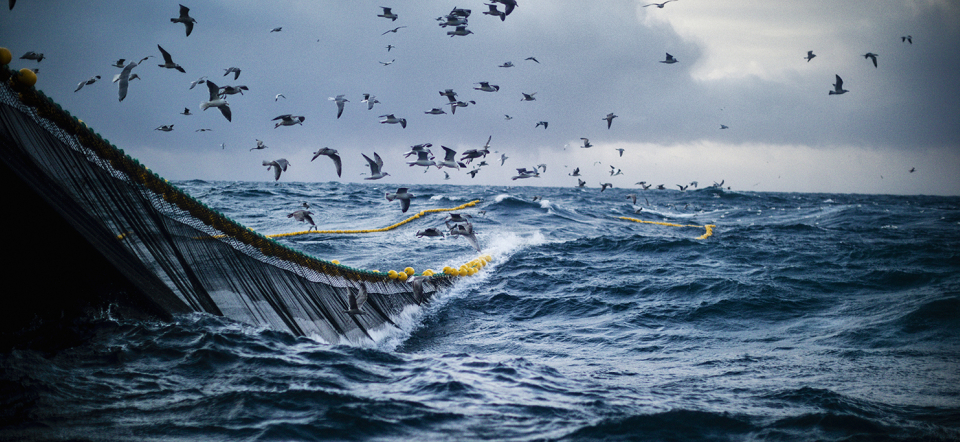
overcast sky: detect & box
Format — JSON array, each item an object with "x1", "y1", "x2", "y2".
[{"x1": 2, "y1": 1, "x2": 959, "y2": 195}]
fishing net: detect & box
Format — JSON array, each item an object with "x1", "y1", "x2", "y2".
[{"x1": 0, "y1": 67, "x2": 453, "y2": 344}]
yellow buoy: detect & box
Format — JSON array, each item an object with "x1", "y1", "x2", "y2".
[
  {"x1": 0, "y1": 47, "x2": 12, "y2": 65},
  {"x1": 331, "y1": 260, "x2": 340, "y2": 265},
  {"x1": 458, "y1": 268, "x2": 468, "y2": 277},
  {"x1": 388, "y1": 270, "x2": 398, "y2": 279},
  {"x1": 404, "y1": 267, "x2": 415, "y2": 275},
  {"x1": 398, "y1": 272, "x2": 408, "y2": 281},
  {"x1": 15, "y1": 68, "x2": 37, "y2": 87}
]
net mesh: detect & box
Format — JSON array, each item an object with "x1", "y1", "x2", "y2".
[{"x1": 0, "y1": 68, "x2": 454, "y2": 344}]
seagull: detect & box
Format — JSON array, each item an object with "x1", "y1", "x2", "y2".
[
  {"x1": 720, "y1": 124, "x2": 729, "y2": 129},
  {"x1": 408, "y1": 150, "x2": 437, "y2": 171},
  {"x1": 521, "y1": 92, "x2": 537, "y2": 101},
  {"x1": 578, "y1": 179, "x2": 586, "y2": 187},
  {"x1": 829, "y1": 74, "x2": 848, "y2": 95},
  {"x1": 712, "y1": 179, "x2": 724, "y2": 188},
  {"x1": 379, "y1": 59, "x2": 395, "y2": 66},
  {"x1": 474, "y1": 81, "x2": 500, "y2": 92},
  {"x1": 439, "y1": 88, "x2": 458, "y2": 101},
  {"x1": 272, "y1": 114, "x2": 305, "y2": 128},
  {"x1": 361, "y1": 93, "x2": 380, "y2": 110},
  {"x1": 626, "y1": 194, "x2": 638, "y2": 205},
  {"x1": 195, "y1": 128, "x2": 212, "y2": 132},
  {"x1": 445, "y1": 171, "x2": 451, "y2": 180},
  {"x1": 270, "y1": 27, "x2": 282, "y2": 33},
  {"x1": 171, "y1": 4, "x2": 197, "y2": 36},
  {"x1": 250, "y1": 139, "x2": 268, "y2": 151},
  {"x1": 378, "y1": 6, "x2": 398, "y2": 21},
  {"x1": 287, "y1": 210, "x2": 316, "y2": 231},
  {"x1": 677, "y1": 184, "x2": 688, "y2": 191},
  {"x1": 660, "y1": 53, "x2": 678, "y2": 64},
  {"x1": 362, "y1": 152, "x2": 390, "y2": 180},
  {"x1": 603, "y1": 112, "x2": 618, "y2": 129},
  {"x1": 445, "y1": 213, "x2": 473, "y2": 228},
  {"x1": 499, "y1": 61, "x2": 514, "y2": 68},
  {"x1": 656, "y1": 184, "x2": 666, "y2": 190},
  {"x1": 382, "y1": 26, "x2": 407, "y2": 35},
  {"x1": 155, "y1": 125, "x2": 174, "y2": 132},
  {"x1": 449, "y1": 7, "x2": 472, "y2": 17},
  {"x1": 437, "y1": 14, "x2": 468, "y2": 27},
  {"x1": 19, "y1": 52, "x2": 44, "y2": 62},
  {"x1": 437, "y1": 146, "x2": 464, "y2": 170},
  {"x1": 379, "y1": 114, "x2": 407, "y2": 128},
  {"x1": 344, "y1": 286, "x2": 368, "y2": 316},
  {"x1": 467, "y1": 169, "x2": 480, "y2": 178},
  {"x1": 901, "y1": 35, "x2": 912, "y2": 44},
  {"x1": 111, "y1": 72, "x2": 140, "y2": 83},
  {"x1": 311, "y1": 147, "x2": 342, "y2": 177},
  {"x1": 863, "y1": 52, "x2": 878, "y2": 68},
  {"x1": 157, "y1": 45, "x2": 186, "y2": 73},
  {"x1": 460, "y1": 136, "x2": 492, "y2": 162},
  {"x1": 580, "y1": 138, "x2": 593, "y2": 148},
  {"x1": 504, "y1": 115, "x2": 513, "y2": 120},
  {"x1": 537, "y1": 163, "x2": 547, "y2": 173},
  {"x1": 512, "y1": 167, "x2": 540, "y2": 180},
  {"x1": 447, "y1": 25, "x2": 473, "y2": 37},
  {"x1": 111, "y1": 59, "x2": 126, "y2": 68},
  {"x1": 610, "y1": 166, "x2": 622, "y2": 176},
  {"x1": 416, "y1": 228, "x2": 445, "y2": 238},
  {"x1": 263, "y1": 159, "x2": 290, "y2": 182},
  {"x1": 425, "y1": 108, "x2": 447, "y2": 115},
  {"x1": 493, "y1": 0, "x2": 518, "y2": 16},
  {"x1": 74, "y1": 75, "x2": 101, "y2": 92},
  {"x1": 615, "y1": 148, "x2": 625, "y2": 157},
  {"x1": 569, "y1": 167, "x2": 580, "y2": 176},
  {"x1": 536, "y1": 121, "x2": 548, "y2": 129},
  {"x1": 447, "y1": 100, "x2": 475, "y2": 115},
  {"x1": 223, "y1": 67, "x2": 241, "y2": 80},
  {"x1": 600, "y1": 183, "x2": 613, "y2": 192},
  {"x1": 404, "y1": 143, "x2": 433, "y2": 158},
  {"x1": 804, "y1": 50, "x2": 816, "y2": 62},
  {"x1": 180, "y1": 107, "x2": 192, "y2": 115},
  {"x1": 329, "y1": 95, "x2": 349, "y2": 118},
  {"x1": 689, "y1": 181, "x2": 698, "y2": 188},
  {"x1": 500, "y1": 153, "x2": 509, "y2": 166},
  {"x1": 275, "y1": 93, "x2": 286, "y2": 101},
  {"x1": 385, "y1": 188, "x2": 413, "y2": 213},
  {"x1": 218, "y1": 85, "x2": 248, "y2": 96},
  {"x1": 644, "y1": 0, "x2": 675, "y2": 8},
  {"x1": 188, "y1": 76, "x2": 207, "y2": 89},
  {"x1": 525, "y1": 56, "x2": 540, "y2": 63},
  {"x1": 483, "y1": 3, "x2": 506, "y2": 20},
  {"x1": 386, "y1": 44, "x2": 395, "y2": 51},
  {"x1": 200, "y1": 80, "x2": 231, "y2": 122},
  {"x1": 449, "y1": 222, "x2": 481, "y2": 252}
]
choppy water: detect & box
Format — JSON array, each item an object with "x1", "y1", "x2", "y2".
[{"x1": 3, "y1": 181, "x2": 959, "y2": 441}]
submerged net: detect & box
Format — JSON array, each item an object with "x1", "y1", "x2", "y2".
[{"x1": 0, "y1": 67, "x2": 455, "y2": 344}]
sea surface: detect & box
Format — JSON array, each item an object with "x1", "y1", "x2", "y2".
[{"x1": 2, "y1": 181, "x2": 959, "y2": 441}]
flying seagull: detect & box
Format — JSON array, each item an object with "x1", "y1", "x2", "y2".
[
  {"x1": 311, "y1": 147, "x2": 342, "y2": 177},
  {"x1": 600, "y1": 183, "x2": 613, "y2": 192},
  {"x1": 493, "y1": 0, "x2": 517, "y2": 16},
  {"x1": 218, "y1": 85, "x2": 248, "y2": 96},
  {"x1": 644, "y1": 0, "x2": 676, "y2": 7},
  {"x1": 447, "y1": 25, "x2": 473, "y2": 37},
  {"x1": 483, "y1": 3, "x2": 506, "y2": 21},
  {"x1": 189, "y1": 76, "x2": 207, "y2": 90},
  {"x1": 901, "y1": 35, "x2": 912, "y2": 44},
  {"x1": 361, "y1": 93, "x2": 380, "y2": 110},
  {"x1": 603, "y1": 112, "x2": 618, "y2": 129},
  {"x1": 536, "y1": 121, "x2": 548, "y2": 129},
  {"x1": 499, "y1": 61, "x2": 514, "y2": 68},
  {"x1": 362, "y1": 152, "x2": 390, "y2": 180},
  {"x1": 720, "y1": 124, "x2": 729, "y2": 129},
  {"x1": 250, "y1": 139, "x2": 268, "y2": 151},
  {"x1": 273, "y1": 114, "x2": 305, "y2": 128},
  {"x1": 474, "y1": 81, "x2": 500, "y2": 92},
  {"x1": 521, "y1": 92, "x2": 537, "y2": 101},
  {"x1": 660, "y1": 53, "x2": 678, "y2": 64},
  {"x1": 344, "y1": 286, "x2": 368, "y2": 316},
  {"x1": 180, "y1": 107, "x2": 192, "y2": 115},
  {"x1": 449, "y1": 222, "x2": 482, "y2": 252},
  {"x1": 379, "y1": 114, "x2": 407, "y2": 128},
  {"x1": 19, "y1": 51, "x2": 44, "y2": 62},
  {"x1": 275, "y1": 93, "x2": 286, "y2": 101},
  {"x1": 74, "y1": 75, "x2": 100, "y2": 92},
  {"x1": 580, "y1": 138, "x2": 593, "y2": 148},
  {"x1": 863, "y1": 52, "x2": 878, "y2": 68},
  {"x1": 382, "y1": 26, "x2": 407, "y2": 35},
  {"x1": 155, "y1": 125, "x2": 174, "y2": 132},
  {"x1": 437, "y1": 146, "x2": 465, "y2": 170},
  {"x1": 829, "y1": 74, "x2": 848, "y2": 95},
  {"x1": 157, "y1": 45, "x2": 185, "y2": 73},
  {"x1": 385, "y1": 188, "x2": 413, "y2": 213},
  {"x1": 270, "y1": 27, "x2": 282, "y2": 33},
  {"x1": 223, "y1": 66, "x2": 241, "y2": 80},
  {"x1": 329, "y1": 95, "x2": 348, "y2": 118},
  {"x1": 287, "y1": 210, "x2": 316, "y2": 231},
  {"x1": 525, "y1": 56, "x2": 540, "y2": 63},
  {"x1": 407, "y1": 150, "x2": 437, "y2": 171},
  {"x1": 171, "y1": 4, "x2": 197, "y2": 37},
  {"x1": 379, "y1": 59, "x2": 395, "y2": 66},
  {"x1": 263, "y1": 158, "x2": 290, "y2": 182},
  {"x1": 804, "y1": 50, "x2": 816, "y2": 62},
  {"x1": 615, "y1": 148, "x2": 625, "y2": 157},
  {"x1": 569, "y1": 167, "x2": 581, "y2": 177},
  {"x1": 378, "y1": 6, "x2": 398, "y2": 21},
  {"x1": 200, "y1": 80, "x2": 231, "y2": 121}
]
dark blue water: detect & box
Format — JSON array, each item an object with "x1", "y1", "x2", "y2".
[{"x1": 3, "y1": 182, "x2": 959, "y2": 441}]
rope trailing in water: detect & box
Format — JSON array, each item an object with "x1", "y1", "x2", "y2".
[
  {"x1": 618, "y1": 216, "x2": 716, "y2": 240},
  {"x1": 269, "y1": 200, "x2": 481, "y2": 239}
]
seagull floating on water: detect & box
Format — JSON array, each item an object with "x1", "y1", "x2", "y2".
[
  {"x1": 828, "y1": 74, "x2": 848, "y2": 95},
  {"x1": 263, "y1": 159, "x2": 290, "y2": 182},
  {"x1": 273, "y1": 114, "x2": 305, "y2": 128},
  {"x1": 200, "y1": 80, "x2": 231, "y2": 121},
  {"x1": 171, "y1": 4, "x2": 197, "y2": 37},
  {"x1": 311, "y1": 147, "x2": 342, "y2": 177},
  {"x1": 157, "y1": 45, "x2": 185, "y2": 73}
]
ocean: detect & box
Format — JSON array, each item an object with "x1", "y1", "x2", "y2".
[{"x1": 2, "y1": 181, "x2": 959, "y2": 441}]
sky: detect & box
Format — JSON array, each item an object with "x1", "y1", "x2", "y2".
[{"x1": 2, "y1": 0, "x2": 959, "y2": 195}]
